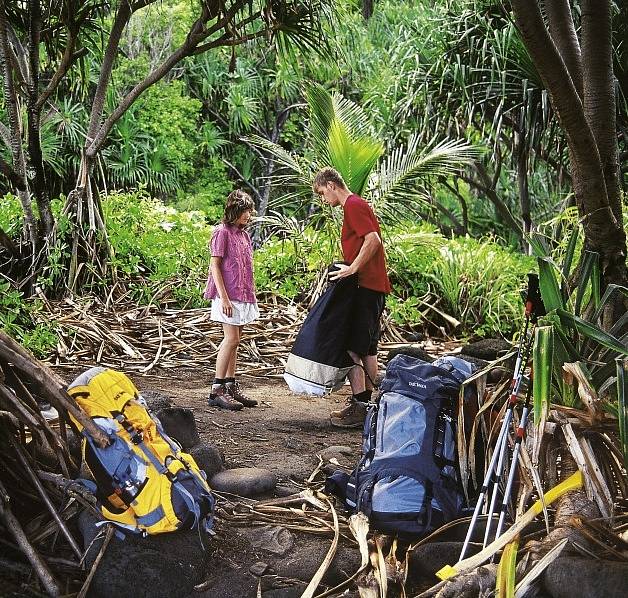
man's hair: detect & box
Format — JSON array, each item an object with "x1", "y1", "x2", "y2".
[
  {"x1": 223, "y1": 189, "x2": 255, "y2": 225},
  {"x1": 312, "y1": 167, "x2": 347, "y2": 191}
]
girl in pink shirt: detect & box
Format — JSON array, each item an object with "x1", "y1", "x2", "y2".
[{"x1": 203, "y1": 190, "x2": 259, "y2": 410}]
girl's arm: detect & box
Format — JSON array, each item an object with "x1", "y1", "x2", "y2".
[{"x1": 210, "y1": 256, "x2": 233, "y2": 317}]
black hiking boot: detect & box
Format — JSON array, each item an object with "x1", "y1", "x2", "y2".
[
  {"x1": 208, "y1": 384, "x2": 243, "y2": 410},
  {"x1": 227, "y1": 382, "x2": 258, "y2": 407}
]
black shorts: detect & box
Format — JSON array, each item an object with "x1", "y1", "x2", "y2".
[{"x1": 347, "y1": 287, "x2": 386, "y2": 356}]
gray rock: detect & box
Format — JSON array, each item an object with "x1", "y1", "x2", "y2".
[
  {"x1": 387, "y1": 345, "x2": 434, "y2": 363},
  {"x1": 155, "y1": 406, "x2": 200, "y2": 450},
  {"x1": 319, "y1": 445, "x2": 354, "y2": 461},
  {"x1": 267, "y1": 452, "x2": 319, "y2": 482},
  {"x1": 249, "y1": 561, "x2": 271, "y2": 576},
  {"x1": 274, "y1": 485, "x2": 297, "y2": 497},
  {"x1": 210, "y1": 467, "x2": 277, "y2": 496},
  {"x1": 238, "y1": 525, "x2": 294, "y2": 556},
  {"x1": 78, "y1": 510, "x2": 210, "y2": 598},
  {"x1": 407, "y1": 542, "x2": 479, "y2": 583},
  {"x1": 461, "y1": 338, "x2": 511, "y2": 361},
  {"x1": 189, "y1": 442, "x2": 224, "y2": 479},
  {"x1": 141, "y1": 390, "x2": 173, "y2": 412},
  {"x1": 273, "y1": 535, "x2": 361, "y2": 586},
  {"x1": 543, "y1": 556, "x2": 628, "y2": 598}
]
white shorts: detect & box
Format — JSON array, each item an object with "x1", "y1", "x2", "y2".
[{"x1": 210, "y1": 298, "x2": 259, "y2": 325}]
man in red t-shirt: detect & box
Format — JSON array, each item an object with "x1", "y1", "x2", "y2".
[{"x1": 313, "y1": 167, "x2": 391, "y2": 427}]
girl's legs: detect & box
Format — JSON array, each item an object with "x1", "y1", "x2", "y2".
[
  {"x1": 209, "y1": 324, "x2": 243, "y2": 410},
  {"x1": 225, "y1": 325, "x2": 258, "y2": 407},
  {"x1": 215, "y1": 324, "x2": 240, "y2": 378},
  {"x1": 225, "y1": 325, "x2": 242, "y2": 378}
]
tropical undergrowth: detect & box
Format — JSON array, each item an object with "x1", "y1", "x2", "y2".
[{"x1": 1, "y1": 190, "x2": 534, "y2": 356}]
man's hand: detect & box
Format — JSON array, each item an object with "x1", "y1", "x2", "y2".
[{"x1": 329, "y1": 263, "x2": 354, "y2": 281}]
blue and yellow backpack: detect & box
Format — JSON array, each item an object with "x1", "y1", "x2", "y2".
[{"x1": 67, "y1": 367, "x2": 215, "y2": 536}]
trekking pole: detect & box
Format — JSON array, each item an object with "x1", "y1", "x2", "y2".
[
  {"x1": 493, "y1": 367, "x2": 533, "y2": 544},
  {"x1": 481, "y1": 325, "x2": 535, "y2": 548},
  {"x1": 482, "y1": 274, "x2": 544, "y2": 548},
  {"x1": 458, "y1": 317, "x2": 531, "y2": 561},
  {"x1": 458, "y1": 273, "x2": 544, "y2": 562}
]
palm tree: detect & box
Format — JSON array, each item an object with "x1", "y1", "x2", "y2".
[{"x1": 247, "y1": 84, "x2": 478, "y2": 234}]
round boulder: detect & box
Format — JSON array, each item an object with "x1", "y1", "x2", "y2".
[
  {"x1": 210, "y1": 467, "x2": 277, "y2": 497},
  {"x1": 189, "y1": 442, "x2": 224, "y2": 479},
  {"x1": 141, "y1": 390, "x2": 173, "y2": 412},
  {"x1": 387, "y1": 345, "x2": 434, "y2": 364},
  {"x1": 460, "y1": 338, "x2": 511, "y2": 361},
  {"x1": 155, "y1": 407, "x2": 200, "y2": 450}
]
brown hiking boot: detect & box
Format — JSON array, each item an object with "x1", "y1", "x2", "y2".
[
  {"x1": 208, "y1": 384, "x2": 243, "y2": 410},
  {"x1": 227, "y1": 382, "x2": 258, "y2": 407},
  {"x1": 330, "y1": 399, "x2": 367, "y2": 429}
]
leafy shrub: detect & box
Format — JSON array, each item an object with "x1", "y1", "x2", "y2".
[
  {"x1": 0, "y1": 281, "x2": 58, "y2": 357},
  {"x1": 172, "y1": 157, "x2": 232, "y2": 221},
  {"x1": 102, "y1": 189, "x2": 211, "y2": 305},
  {"x1": 0, "y1": 193, "x2": 23, "y2": 234},
  {"x1": 426, "y1": 236, "x2": 535, "y2": 337}
]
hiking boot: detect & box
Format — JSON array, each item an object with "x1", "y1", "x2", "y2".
[
  {"x1": 208, "y1": 385, "x2": 243, "y2": 410},
  {"x1": 330, "y1": 399, "x2": 367, "y2": 429},
  {"x1": 227, "y1": 382, "x2": 258, "y2": 407}
]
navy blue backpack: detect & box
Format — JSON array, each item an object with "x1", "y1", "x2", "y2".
[{"x1": 333, "y1": 354, "x2": 475, "y2": 538}]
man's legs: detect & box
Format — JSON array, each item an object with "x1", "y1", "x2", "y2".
[
  {"x1": 347, "y1": 351, "x2": 377, "y2": 394},
  {"x1": 330, "y1": 289, "x2": 384, "y2": 428}
]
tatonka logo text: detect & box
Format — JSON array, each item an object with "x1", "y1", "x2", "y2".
[{"x1": 408, "y1": 382, "x2": 427, "y2": 389}]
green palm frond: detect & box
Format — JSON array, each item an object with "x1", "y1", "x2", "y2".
[
  {"x1": 245, "y1": 134, "x2": 316, "y2": 206},
  {"x1": 371, "y1": 134, "x2": 478, "y2": 214},
  {"x1": 327, "y1": 119, "x2": 384, "y2": 196},
  {"x1": 271, "y1": 0, "x2": 335, "y2": 60},
  {"x1": 331, "y1": 91, "x2": 378, "y2": 141},
  {"x1": 307, "y1": 84, "x2": 335, "y2": 164}
]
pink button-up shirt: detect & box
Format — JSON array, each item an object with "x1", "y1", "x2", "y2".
[{"x1": 203, "y1": 223, "x2": 257, "y2": 303}]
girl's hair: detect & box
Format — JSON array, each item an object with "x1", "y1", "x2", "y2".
[{"x1": 223, "y1": 189, "x2": 255, "y2": 225}]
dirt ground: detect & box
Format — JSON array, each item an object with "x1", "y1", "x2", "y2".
[
  {"x1": 54, "y1": 365, "x2": 375, "y2": 597},
  {"x1": 141, "y1": 369, "x2": 364, "y2": 475}
]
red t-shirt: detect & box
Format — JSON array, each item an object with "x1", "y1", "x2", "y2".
[{"x1": 341, "y1": 194, "x2": 391, "y2": 293}]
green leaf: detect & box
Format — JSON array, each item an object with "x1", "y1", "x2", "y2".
[
  {"x1": 537, "y1": 257, "x2": 564, "y2": 313},
  {"x1": 591, "y1": 284, "x2": 628, "y2": 326},
  {"x1": 560, "y1": 226, "x2": 579, "y2": 301},
  {"x1": 327, "y1": 119, "x2": 384, "y2": 196},
  {"x1": 574, "y1": 251, "x2": 599, "y2": 316},
  {"x1": 556, "y1": 309, "x2": 628, "y2": 356},
  {"x1": 534, "y1": 326, "x2": 554, "y2": 425},
  {"x1": 617, "y1": 358, "x2": 628, "y2": 470}
]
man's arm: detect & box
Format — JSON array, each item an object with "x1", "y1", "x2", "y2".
[{"x1": 330, "y1": 231, "x2": 381, "y2": 280}]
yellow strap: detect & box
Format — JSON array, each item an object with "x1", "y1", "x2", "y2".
[{"x1": 436, "y1": 470, "x2": 583, "y2": 581}]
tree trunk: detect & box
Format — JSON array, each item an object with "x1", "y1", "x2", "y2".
[
  {"x1": 511, "y1": 0, "x2": 628, "y2": 292},
  {"x1": 362, "y1": 0, "x2": 374, "y2": 21},
  {"x1": 545, "y1": 0, "x2": 583, "y2": 97},
  {"x1": 516, "y1": 131, "x2": 531, "y2": 243},
  {"x1": 580, "y1": 0, "x2": 621, "y2": 224},
  {"x1": 27, "y1": 0, "x2": 54, "y2": 239}
]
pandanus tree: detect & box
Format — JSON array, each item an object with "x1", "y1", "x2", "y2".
[
  {"x1": 0, "y1": 0, "x2": 332, "y2": 293},
  {"x1": 510, "y1": 0, "x2": 627, "y2": 297}
]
